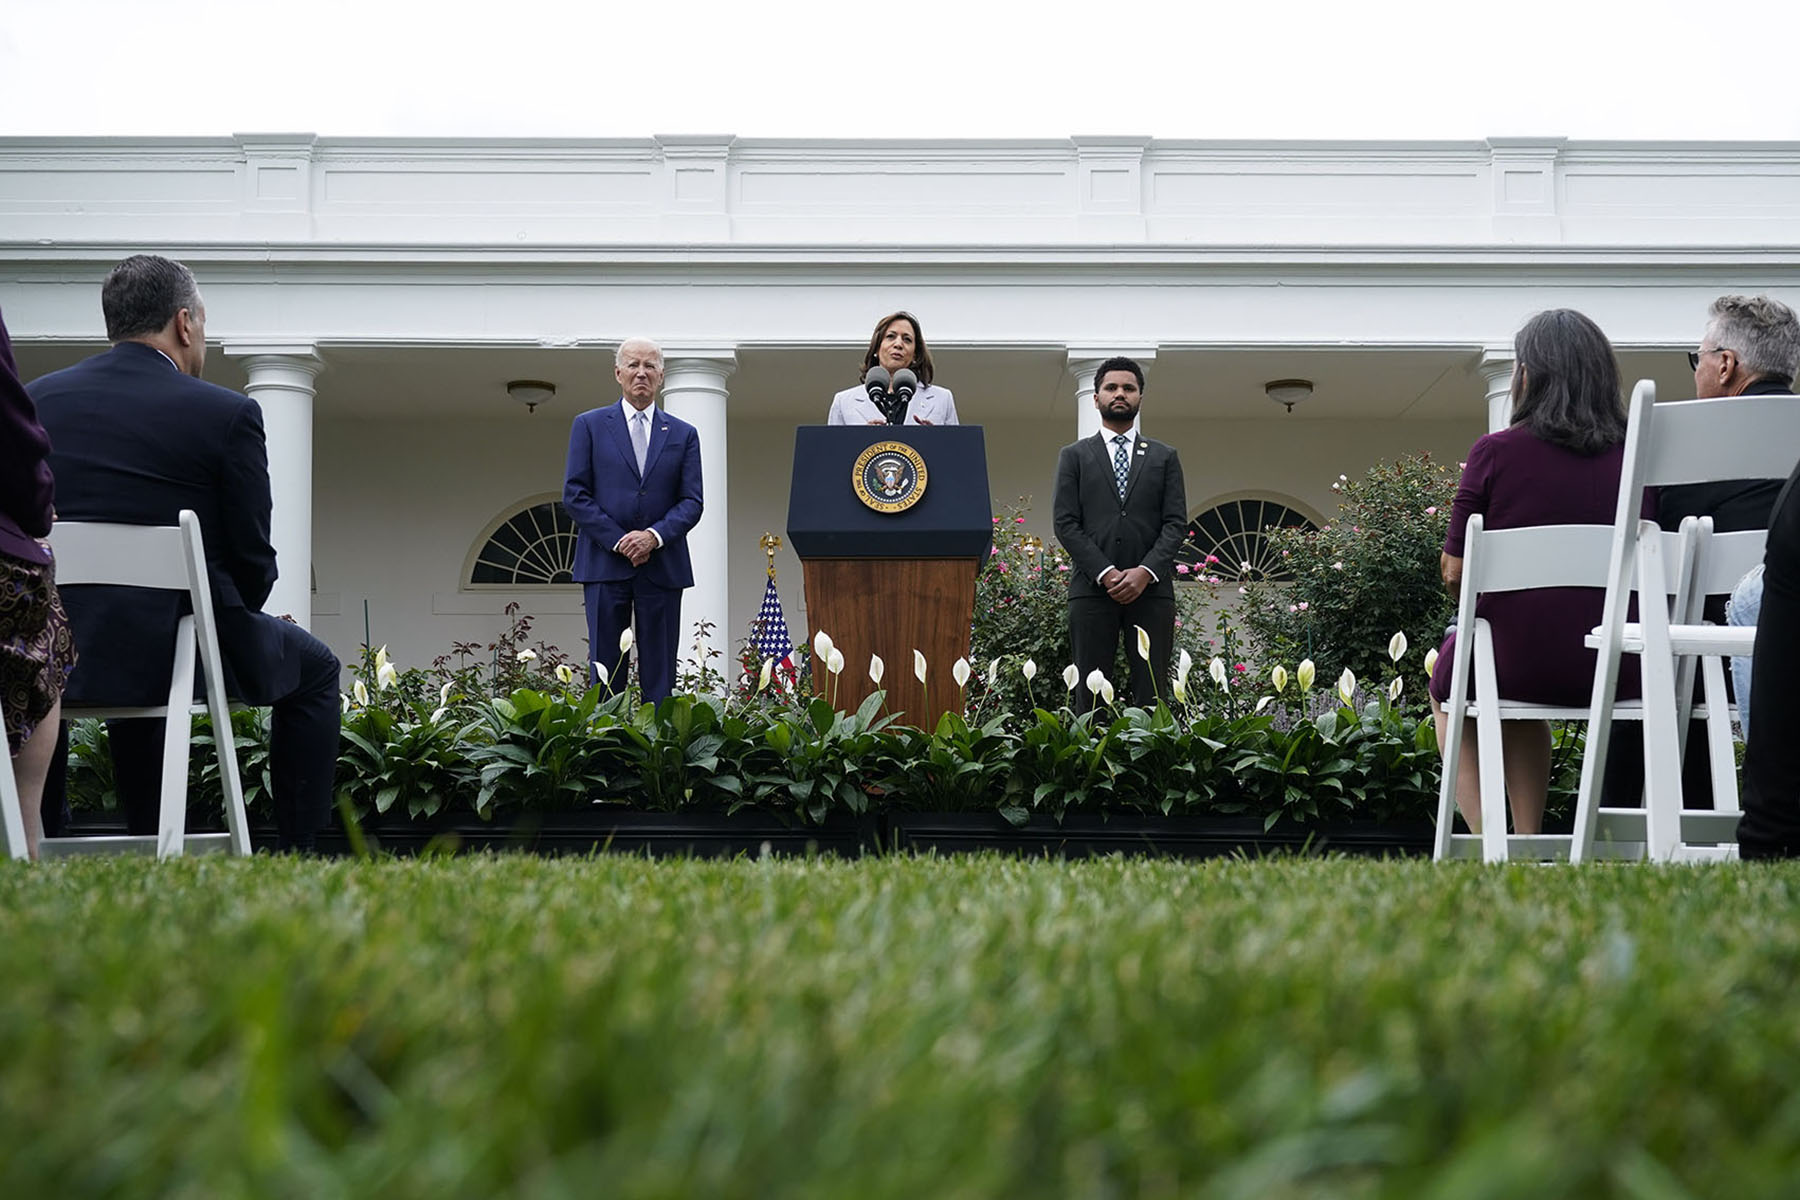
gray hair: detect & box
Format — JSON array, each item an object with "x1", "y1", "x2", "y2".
[
  {"x1": 615, "y1": 338, "x2": 664, "y2": 368},
  {"x1": 101, "y1": 254, "x2": 203, "y2": 342},
  {"x1": 1706, "y1": 295, "x2": 1800, "y2": 386}
]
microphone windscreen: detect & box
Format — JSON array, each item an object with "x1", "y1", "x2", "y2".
[
  {"x1": 891, "y1": 368, "x2": 918, "y2": 398},
  {"x1": 864, "y1": 366, "x2": 891, "y2": 397}
]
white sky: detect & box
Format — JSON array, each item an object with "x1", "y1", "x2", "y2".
[{"x1": 2, "y1": 0, "x2": 1797, "y2": 141}]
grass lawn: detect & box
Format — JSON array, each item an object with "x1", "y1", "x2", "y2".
[{"x1": 4, "y1": 854, "x2": 1799, "y2": 1198}]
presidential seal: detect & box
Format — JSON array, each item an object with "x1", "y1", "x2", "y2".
[{"x1": 852, "y1": 441, "x2": 928, "y2": 513}]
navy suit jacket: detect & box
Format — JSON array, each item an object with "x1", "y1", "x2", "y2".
[
  {"x1": 562, "y1": 401, "x2": 704, "y2": 587},
  {"x1": 1053, "y1": 431, "x2": 1188, "y2": 601},
  {"x1": 30, "y1": 341, "x2": 291, "y2": 705}
]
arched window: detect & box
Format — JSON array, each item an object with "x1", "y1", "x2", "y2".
[
  {"x1": 467, "y1": 497, "x2": 579, "y2": 587},
  {"x1": 1179, "y1": 495, "x2": 1319, "y2": 583}
]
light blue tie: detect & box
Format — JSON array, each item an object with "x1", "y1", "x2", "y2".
[
  {"x1": 633, "y1": 410, "x2": 650, "y2": 474},
  {"x1": 1112, "y1": 434, "x2": 1130, "y2": 501}
]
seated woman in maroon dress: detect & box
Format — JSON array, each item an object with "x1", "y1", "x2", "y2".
[
  {"x1": 1428, "y1": 308, "x2": 1650, "y2": 837},
  {"x1": 1, "y1": 306, "x2": 76, "y2": 860}
]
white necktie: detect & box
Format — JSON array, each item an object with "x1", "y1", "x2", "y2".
[{"x1": 632, "y1": 410, "x2": 650, "y2": 474}]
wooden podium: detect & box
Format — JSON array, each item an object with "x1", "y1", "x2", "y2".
[{"x1": 787, "y1": 427, "x2": 993, "y2": 729}]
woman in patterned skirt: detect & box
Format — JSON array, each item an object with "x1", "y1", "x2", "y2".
[{"x1": 1, "y1": 306, "x2": 75, "y2": 860}]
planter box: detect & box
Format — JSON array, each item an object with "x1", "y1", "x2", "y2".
[
  {"x1": 887, "y1": 811, "x2": 1435, "y2": 859},
  {"x1": 57, "y1": 806, "x2": 1433, "y2": 860},
  {"x1": 327, "y1": 805, "x2": 883, "y2": 859}
]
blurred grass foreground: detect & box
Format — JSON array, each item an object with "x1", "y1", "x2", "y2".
[{"x1": 5, "y1": 854, "x2": 1800, "y2": 1197}]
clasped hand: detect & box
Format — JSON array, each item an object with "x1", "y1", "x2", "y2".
[
  {"x1": 617, "y1": 530, "x2": 657, "y2": 567},
  {"x1": 1101, "y1": 566, "x2": 1150, "y2": 604}
]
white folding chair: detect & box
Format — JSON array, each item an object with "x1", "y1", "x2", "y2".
[
  {"x1": 1, "y1": 738, "x2": 26, "y2": 861},
  {"x1": 1575, "y1": 381, "x2": 1800, "y2": 863},
  {"x1": 1432, "y1": 516, "x2": 1689, "y2": 863},
  {"x1": 38, "y1": 511, "x2": 252, "y2": 859}
]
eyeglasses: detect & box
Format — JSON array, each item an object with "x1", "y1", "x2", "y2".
[{"x1": 1688, "y1": 346, "x2": 1733, "y2": 371}]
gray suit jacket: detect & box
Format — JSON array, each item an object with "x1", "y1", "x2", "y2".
[{"x1": 1053, "y1": 430, "x2": 1188, "y2": 599}]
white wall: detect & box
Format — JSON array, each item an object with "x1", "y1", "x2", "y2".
[{"x1": 312, "y1": 414, "x2": 585, "y2": 679}]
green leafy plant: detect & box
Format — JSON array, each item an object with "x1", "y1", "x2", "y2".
[{"x1": 1241, "y1": 454, "x2": 1458, "y2": 687}]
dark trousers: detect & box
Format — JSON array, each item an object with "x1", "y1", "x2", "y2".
[
  {"x1": 585, "y1": 578, "x2": 683, "y2": 703},
  {"x1": 1068, "y1": 591, "x2": 1175, "y2": 712},
  {"x1": 44, "y1": 620, "x2": 340, "y2": 851},
  {"x1": 1740, "y1": 461, "x2": 1800, "y2": 857}
]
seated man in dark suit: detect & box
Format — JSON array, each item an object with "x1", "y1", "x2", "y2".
[
  {"x1": 1604, "y1": 295, "x2": 1799, "y2": 814},
  {"x1": 32, "y1": 255, "x2": 341, "y2": 851}
]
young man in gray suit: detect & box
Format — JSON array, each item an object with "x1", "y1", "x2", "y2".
[{"x1": 1052, "y1": 357, "x2": 1189, "y2": 711}]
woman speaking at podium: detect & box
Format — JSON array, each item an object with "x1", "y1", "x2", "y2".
[{"x1": 828, "y1": 311, "x2": 959, "y2": 426}]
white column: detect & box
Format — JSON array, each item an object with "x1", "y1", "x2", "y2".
[
  {"x1": 660, "y1": 349, "x2": 736, "y2": 690},
  {"x1": 1478, "y1": 347, "x2": 1515, "y2": 433},
  {"x1": 1069, "y1": 348, "x2": 1158, "y2": 441},
  {"x1": 226, "y1": 346, "x2": 323, "y2": 629}
]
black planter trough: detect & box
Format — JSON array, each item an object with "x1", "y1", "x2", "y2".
[
  {"x1": 886, "y1": 811, "x2": 1435, "y2": 859},
  {"x1": 60, "y1": 806, "x2": 1435, "y2": 859}
]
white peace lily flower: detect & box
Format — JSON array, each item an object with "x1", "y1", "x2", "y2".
[
  {"x1": 757, "y1": 657, "x2": 773, "y2": 692},
  {"x1": 869, "y1": 654, "x2": 884, "y2": 686},
  {"x1": 1297, "y1": 659, "x2": 1317, "y2": 691},
  {"x1": 987, "y1": 658, "x2": 999, "y2": 688},
  {"x1": 516, "y1": 648, "x2": 537, "y2": 663},
  {"x1": 1086, "y1": 668, "x2": 1107, "y2": 696},
  {"x1": 1338, "y1": 668, "x2": 1357, "y2": 705},
  {"x1": 814, "y1": 630, "x2": 834, "y2": 662},
  {"x1": 1388, "y1": 676, "x2": 1404, "y2": 701},
  {"x1": 1208, "y1": 657, "x2": 1228, "y2": 688},
  {"x1": 555, "y1": 663, "x2": 576, "y2": 685},
  {"x1": 827, "y1": 648, "x2": 845, "y2": 675},
  {"x1": 953, "y1": 658, "x2": 972, "y2": 688},
  {"x1": 1022, "y1": 659, "x2": 1037, "y2": 682},
  {"x1": 1424, "y1": 647, "x2": 1440, "y2": 677},
  {"x1": 619, "y1": 628, "x2": 635, "y2": 654},
  {"x1": 1134, "y1": 624, "x2": 1152, "y2": 663},
  {"x1": 1271, "y1": 664, "x2": 1288, "y2": 694},
  {"x1": 1098, "y1": 676, "x2": 1115, "y2": 705},
  {"x1": 352, "y1": 679, "x2": 369, "y2": 707},
  {"x1": 1255, "y1": 695, "x2": 1273, "y2": 713},
  {"x1": 1063, "y1": 664, "x2": 1079, "y2": 690},
  {"x1": 339, "y1": 692, "x2": 350, "y2": 715},
  {"x1": 374, "y1": 645, "x2": 389, "y2": 671},
  {"x1": 429, "y1": 706, "x2": 447, "y2": 723},
  {"x1": 1388, "y1": 631, "x2": 1408, "y2": 663},
  {"x1": 1173, "y1": 675, "x2": 1188, "y2": 704},
  {"x1": 439, "y1": 681, "x2": 452, "y2": 706},
  {"x1": 376, "y1": 661, "x2": 398, "y2": 691},
  {"x1": 593, "y1": 661, "x2": 609, "y2": 686},
  {"x1": 913, "y1": 649, "x2": 928, "y2": 684}
]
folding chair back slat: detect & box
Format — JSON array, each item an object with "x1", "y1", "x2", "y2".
[
  {"x1": 44, "y1": 523, "x2": 193, "y2": 591},
  {"x1": 1637, "y1": 393, "x2": 1800, "y2": 486},
  {"x1": 1464, "y1": 524, "x2": 1614, "y2": 593}
]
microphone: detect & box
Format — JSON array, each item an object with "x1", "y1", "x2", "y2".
[
  {"x1": 864, "y1": 366, "x2": 891, "y2": 403},
  {"x1": 890, "y1": 369, "x2": 918, "y2": 402}
]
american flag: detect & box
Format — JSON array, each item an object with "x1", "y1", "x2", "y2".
[{"x1": 752, "y1": 575, "x2": 797, "y2": 688}]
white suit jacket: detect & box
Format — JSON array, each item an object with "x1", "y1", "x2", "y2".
[{"x1": 827, "y1": 382, "x2": 959, "y2": 426}]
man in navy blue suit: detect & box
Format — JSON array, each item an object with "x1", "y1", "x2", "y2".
[
  {"x1": 562, "y1": 338, "x2": 704, "y2": 703},
  {"x1": 32, "y1": 255, "x2": 341, "y2": 851}
]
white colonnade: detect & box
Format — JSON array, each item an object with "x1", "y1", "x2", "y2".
[
  {"x1": 660, "y1": 350, "x2": 737, "y2": 685},
  {"x1": 227, "y1": 346, "x2": 323, "y2": 630}
]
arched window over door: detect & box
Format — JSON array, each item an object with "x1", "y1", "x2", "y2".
[
  {"x1": 1178, "y1": 494, "x2": 1320, "y2": 583},
  {"x1": 465, "y1": 496, "x2": 579, "y2": 588}
]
